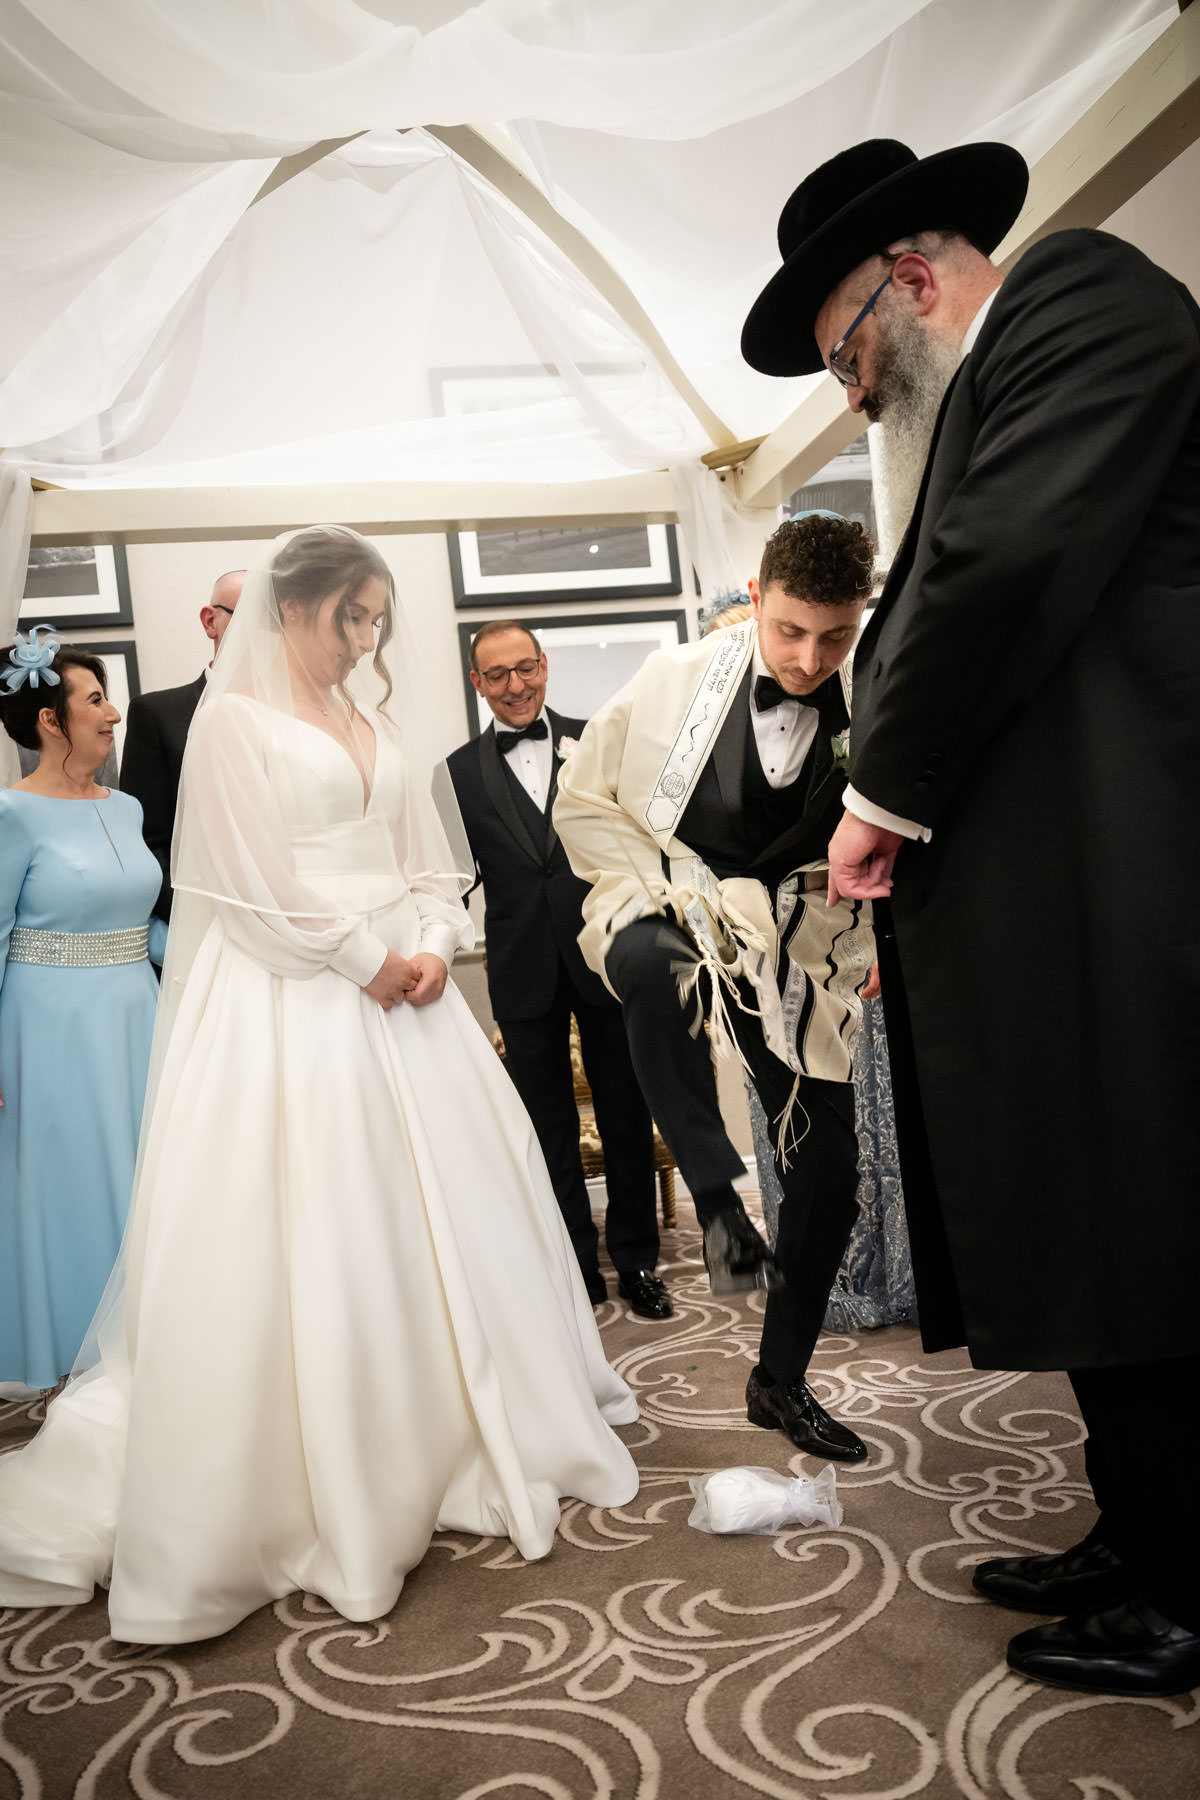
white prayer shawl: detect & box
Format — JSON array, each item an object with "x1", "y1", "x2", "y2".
[{"x1": 553, "y1": 624, "x2": 873, "y2": 1085}]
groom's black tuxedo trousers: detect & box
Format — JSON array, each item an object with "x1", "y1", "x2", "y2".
[
  {"x1": 446, "y1": 711, "x2": 658, "y2": 1282},
  {"x1": 606, "y1": 669, "x2": 860, "y2": 1383}
]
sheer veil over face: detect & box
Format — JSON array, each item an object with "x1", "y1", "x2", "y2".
[{"x1": 158, "y1": 525, "x2": 473, "y2": 1047}]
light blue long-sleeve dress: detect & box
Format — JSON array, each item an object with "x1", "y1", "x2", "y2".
[{"x1": 0, "y1": 789, "x2": 166, "y2": 1386}]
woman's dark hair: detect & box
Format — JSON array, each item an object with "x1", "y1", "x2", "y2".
[
  {"x1": 0, "y1": 643, "x2": 108, "y2": 754},
  {"x1": 270, "y1": 526, "x2": 395, "y2": 710}
]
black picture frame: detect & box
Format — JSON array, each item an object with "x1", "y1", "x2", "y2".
[
  {"x1": 447, "y1": 522, "x2": 681, "y2": 610},
  {"x1": 458, "y1": 609, "x2": 688, "y2": 738},
  {"x1": 19, "y1": 544, "x2": 133, "y2": 632}
]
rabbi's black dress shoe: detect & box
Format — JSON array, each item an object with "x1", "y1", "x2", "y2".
[
  {"x1": 745, "y1": 1369, "x2": 867, "y2": 1462},
  {"x1": 616, "y1": 1271, "x2": 674, "y2": 1320},
  {"x1": 583, "y1": 1269, "x2": 608, "y2": 1306},
  {"x1": 701, "y1": 1201, "x2": 783, "y2": 1296},
  {"x1": 973, "y1": 1534, "x2": 1133, "y2": 1615},
  {"x1": 1007, "y1": 1598, "x2": 1200, "y2": 1697}
]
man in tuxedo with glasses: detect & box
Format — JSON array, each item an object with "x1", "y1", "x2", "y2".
[{"x1": 446, "y1": 621, "x2": 670, "y2": 1322}]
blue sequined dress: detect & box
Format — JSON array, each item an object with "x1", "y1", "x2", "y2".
[{"x1": 0, "y1": 790, "x2": 166, "y2": 1386}]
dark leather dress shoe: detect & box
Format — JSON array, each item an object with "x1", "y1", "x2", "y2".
[
  {"x1": 973, "y1": 1534, "x2": 1132, "y2": 1615},
  {"x1": 1007, "y1": 1598, "x2": 1200, "y2": 1697},
  {"x1": 583, "y1": 1269, "x2": 608, "y2": 1306},
  {"x1": 616, "y1": 1271, "x2": 674, "y2": 1320},
  {"x1": 745, "y1": 1369, "x2": 867, "y2": 1462},
  {"x1": 701, "y1": 1201, "x2": 783, "y2": 1296}
]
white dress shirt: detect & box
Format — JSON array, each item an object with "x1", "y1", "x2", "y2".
[
  {"x1": 843, "y1": 286, "x2": 1001, "y2": 842},
  {"x1": 500, "y1": 710, "x2": 553, "y2": 811},
  {"x1": 749, "y1": 644, "x2": 823, "y2": 789}
]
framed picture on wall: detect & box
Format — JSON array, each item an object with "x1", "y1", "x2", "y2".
[
  {"x1": 19, "y1": 544, "x2": 133, "y2": 632},
  {"x1": 458, "y1": 610, "x2": 688, "y2": 737},
  {"x1": 448, "y1": 522, "x2": 681, "y2": 610}
]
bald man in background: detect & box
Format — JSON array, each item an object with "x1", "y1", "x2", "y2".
[{"x1": 120, "y1": 569, "x2": 244, "y2": 923}]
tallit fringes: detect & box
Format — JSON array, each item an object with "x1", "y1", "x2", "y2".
[
  {"x1": 671, "y1": 927, "x2": 766, "y2": 1081},
  {"x1": 773, "y1": 1074, "x2": 812, "y2": 1174}
]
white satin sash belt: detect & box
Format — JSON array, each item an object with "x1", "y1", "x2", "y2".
[{"x1": 290, "y1": 817, "x2": 408, "y2": 914}]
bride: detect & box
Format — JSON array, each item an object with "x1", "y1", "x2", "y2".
[{"x1": 0, "y1": 526, "x2": 638, "y2": 1644}]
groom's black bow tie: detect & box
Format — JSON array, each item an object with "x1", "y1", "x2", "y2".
[
  {"x1": 496, "y1": 717, "x2": 549, "y2": 754},
  {"x1": 754, "y1": 672, "x2": 845, "y2": 722},
  {"x1": 753, "y1": 673, "x2": 798, "y2": 712}
]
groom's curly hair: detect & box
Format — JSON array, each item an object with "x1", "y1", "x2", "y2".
[{"x1": 759, "y1": 515, "x2": 875, "y2": 607}]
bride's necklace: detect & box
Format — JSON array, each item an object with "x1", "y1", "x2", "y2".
[
  {"x1": 284, "y1": 637, "x2": 371, "y2": 791},
  {"x1": 286, "y1": 640, "x2": 341, "y2": 719}
]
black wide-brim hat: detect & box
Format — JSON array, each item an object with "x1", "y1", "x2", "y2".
[{"x1": 741, "y1": 138, "x2": 1029, "y2": 377}]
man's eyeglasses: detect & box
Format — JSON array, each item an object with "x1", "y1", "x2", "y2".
[
  {"x1": 827, "y1": 271, "x2": 892, "y2": 389},
  {"x1": 477, "y1": 657, "x2": 541, "y2": 691},
  {"x1": 211, "y1": 604, "x2": 236, "y2": 617}
]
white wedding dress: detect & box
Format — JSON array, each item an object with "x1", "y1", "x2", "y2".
[{"x1": 0, "y1": 697, "x2": 638, "y2": 1643}]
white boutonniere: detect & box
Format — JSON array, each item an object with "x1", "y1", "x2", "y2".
[
  {"x1": 555, "y1": 736, "x2": 580, "y2": 762},
  {"x1": 830, "y1": 728, "x2": 850, "y2": 773}
]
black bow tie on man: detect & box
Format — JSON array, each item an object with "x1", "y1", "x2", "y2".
[
  {"x1": 754, "y1": 671, "x2": 844, "y2": 723},
  {"x1": 496, "y1": 717, "x2": 549, "y2": 754}
]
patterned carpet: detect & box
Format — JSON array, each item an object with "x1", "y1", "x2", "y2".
[{"x1": 1, "y1": 1213, "x2": 1196, "y2": 1800}]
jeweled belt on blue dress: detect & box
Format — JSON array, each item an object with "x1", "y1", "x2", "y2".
[{"x1": 7, "y1": 925, "x2": 149, "y2": 967}]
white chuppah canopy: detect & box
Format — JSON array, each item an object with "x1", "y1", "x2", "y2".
[{"x1": 0, "y1": 0, "x2": 1177, "y2": 503}]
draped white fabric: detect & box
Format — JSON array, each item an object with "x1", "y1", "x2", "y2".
[
  {"x1": 0, "y1": 468, "x2": 33, "y2": 789},
  {"x1": 0, "y1": 0, "x2": 1176, "y2": 485}
]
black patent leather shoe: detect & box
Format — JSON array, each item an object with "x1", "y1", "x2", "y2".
[
  {"x1": 616, "y1": 1270, "x2": 674, "y2": 1320},
  {"x1": 745, "y1": 1370, "x2": 867, "y2": 1462},
  {"x1": 583, "y1": 1269, "x2": 608, "y2": 1306},
  {"x1": 973, "y1": 1534, "x2": 1132, "y2": 1615},
  {"x1": 1007, "y1": 1599, "x2": 1200, "y2": 1697},
  {"x1": 701, "y1": 1201, "x2": 783, "y2": 1296}
]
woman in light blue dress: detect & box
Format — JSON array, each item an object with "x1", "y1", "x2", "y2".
[{"x1": 0, "y1": 629, "x2": 166, "y2": 1390}]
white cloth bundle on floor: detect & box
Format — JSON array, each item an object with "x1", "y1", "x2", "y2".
[{"x1": 687, "y1": 1464, "x2": 842, "y2": 1534}]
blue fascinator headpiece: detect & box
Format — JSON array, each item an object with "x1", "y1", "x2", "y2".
[{"x1": 2, "y1": 624, "x2": 63, "y2": 694}]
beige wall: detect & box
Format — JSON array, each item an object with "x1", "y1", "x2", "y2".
[{"x1": 1102, "y1": 139, "x2": 1200, "y2": 301}]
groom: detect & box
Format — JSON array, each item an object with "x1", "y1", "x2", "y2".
[
  {"x1": 554, "y1": 514, "x2": 876, "y2": 1461},
  {"x1": 447, "y1": 622, "x2": 670, "y2": 1321}
]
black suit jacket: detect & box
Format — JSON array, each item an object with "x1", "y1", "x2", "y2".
[
  {"x1": 119, "y1": 671, "x2": 206, "y2": 922},
  {"x1": 848, "y1": 228, "x2": 1200, "y2": 1370},
  {"x1": 446, "y1": 707, "x2": 615, "y2": 1021}
]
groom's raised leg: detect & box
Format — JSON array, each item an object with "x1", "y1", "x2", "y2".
[{"x1": 605, "y1": 915, "x2": 776, "y2": 1293}]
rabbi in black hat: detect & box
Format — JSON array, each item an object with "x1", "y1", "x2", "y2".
[{"x1": 744, "y1": 139, "x2": 1200, "y2": 1698}]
